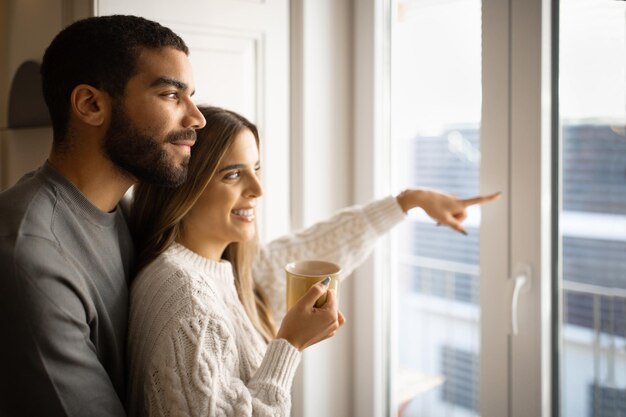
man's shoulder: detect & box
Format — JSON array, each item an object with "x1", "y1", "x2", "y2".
[{"x1": 0, "y1": 169, "x2": 59, "y2": 238}]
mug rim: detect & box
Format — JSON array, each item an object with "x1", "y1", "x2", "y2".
[{"x1": 285, "y1": 260, "x2": 342, "y2": 277}]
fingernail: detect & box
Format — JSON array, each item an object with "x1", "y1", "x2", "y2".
[{"x1": 321, "y1": 277, "x2": 331, "y2": 286}]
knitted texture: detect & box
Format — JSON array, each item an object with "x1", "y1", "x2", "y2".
[{"x1": 127, "y1": 196, "x2": 405, "y2": 416}]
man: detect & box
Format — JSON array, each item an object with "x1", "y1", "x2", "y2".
[{"x1": 0, "y1": 15, "x2": 205, "y2": 416}]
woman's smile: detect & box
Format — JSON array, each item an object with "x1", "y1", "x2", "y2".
[{"x1": 231, "y1": 207, "x2": 255, "y2": 222}]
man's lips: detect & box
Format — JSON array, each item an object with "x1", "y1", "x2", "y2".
[
  {"x1": 168, "y1": 129, "x2": 197, "y2": 145},
  {"x1": 170, "y1": 139, "x2": 196, "y2": 147}
]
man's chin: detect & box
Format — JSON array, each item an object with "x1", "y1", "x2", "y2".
[
  {"x1": 121, "y1": 163, "x2": 188, "y2": 188},
  {"x1": 153, "y1": 165, "x2": 188, "y2": 187}
]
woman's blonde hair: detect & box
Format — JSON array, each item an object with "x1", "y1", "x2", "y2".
[{"x1": 129, "y1": 106, "x2": 276, "y2": 341}]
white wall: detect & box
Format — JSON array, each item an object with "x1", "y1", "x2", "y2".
[{"x1": 290, "y1": 1, "x2": 355, "y2": 416}]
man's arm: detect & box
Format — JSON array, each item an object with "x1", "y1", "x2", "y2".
[{"x1": 0, "y1": 236, "x2": 126, "y2": 417}]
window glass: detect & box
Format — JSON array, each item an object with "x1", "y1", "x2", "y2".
[
  {"x1": 559, "y1": 1, "x2": 626, "y2": 416},
  {"x1": 390, "y1": 1, "x2": 482, "y2": 415}
]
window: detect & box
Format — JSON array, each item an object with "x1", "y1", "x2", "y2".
[
  {"x1": 354, "y1": 0, "x2": 624, "y2": 415},
  {"x1": 589, "y1": 383, "x2": 626, "y2": 417},
  {"x1": 389, "y1": 1, "x2": 482, "y2": 415},
  {"x1": 559, "y1": 1, "x2": 626, "y2": 416},
  {"x1": 441, "y1": 346, "x2": 480, "y2": 412}
]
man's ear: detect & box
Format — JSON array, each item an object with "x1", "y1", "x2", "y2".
[{"x1": 69, "y1": 84, "x2": 110, "y2": 127}]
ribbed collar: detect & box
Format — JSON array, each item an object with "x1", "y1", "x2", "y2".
[
  {"x1": 167, "y1": 242, "x2": 235, "y2": 286},
  {"x1": 40, "y1": 161, "x2": 119, "y2": 228}
]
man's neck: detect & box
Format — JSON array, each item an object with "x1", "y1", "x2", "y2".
[{"x1": 48, "y1": 151, "x2": 134, "y2": 213}]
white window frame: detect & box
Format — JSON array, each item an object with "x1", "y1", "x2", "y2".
[{"x1": 352, "y1": 1, "x2": 393, "y2": 416}]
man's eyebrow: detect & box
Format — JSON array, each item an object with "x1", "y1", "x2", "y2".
[{"x1": 151, "y1": 77, "x2": 195, "y2": 95}]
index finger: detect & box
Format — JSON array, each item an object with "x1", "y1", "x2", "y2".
[
  {"x1": 461, "y1": 191, "x2": 501, "y2": 207},
  {"x1": 320, "y1": 288, "x2": 338, "y2": 311},
  {"x1": 297, "y1": 279, "x2": 330, "y2": 308}
]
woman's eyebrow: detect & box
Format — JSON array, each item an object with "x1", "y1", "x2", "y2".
[
  {"x1": 218, "y1": 162, "x2": 261, "y2": 173},
  {"x1": 218, "y1": 164, "x2": 245, "y2": 173}
]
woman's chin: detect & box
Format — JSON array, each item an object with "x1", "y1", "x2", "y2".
[{"x1": 232, "y1": 229, "x2": 256, "y2": 243}]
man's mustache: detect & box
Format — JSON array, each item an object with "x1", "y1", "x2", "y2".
[{"x1": 167, "y1": 129, "x2": 197, "y2": 143}]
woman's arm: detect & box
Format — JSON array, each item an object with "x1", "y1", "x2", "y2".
[
  {"x1": 253, "y1": 190, "x2": 500, "y2": 319},
  {"x1": 253, "y1": 196, "x2": 405, "y2": 319}
]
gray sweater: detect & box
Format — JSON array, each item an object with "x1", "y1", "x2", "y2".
[{"x1": 0, "y1": 162, "x2": 132, "y2": 417}]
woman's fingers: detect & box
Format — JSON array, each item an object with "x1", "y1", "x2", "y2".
[
  {"x1": 277, "y1": 285, "x2": 345, "y2": 351},
  {"x1": 421, "y1": 190, "x2": 500, "y2": 235},
  {"x1": 461, "y1": 191, "x2": 501, "y2": 207},
  {"x1": 297, "y1": 279, "x2": 332, "y2": 308},
  {"x1": 320, "y1": 291, "x2": 343, "y2": 332},
  {"x1": 452, "y1": 209, "x2": 467, "y2": 223},
  {"x1": 442, "y1": 191, "x2": 499, "y2": 234},
  {"x1": 321, "y1": 287, "x2": 337, "y2": 310},
  {"x1": 313, "y1": 309, "x2": 344, "y2": 345},
  {"x1": 444, "y1": 213, "x2": 467, "y2": 235},
  {"x1": 338, "y1": 310, "x2": 346, "y2": 327}
]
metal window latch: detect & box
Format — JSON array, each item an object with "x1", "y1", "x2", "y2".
[{"x1": 509, "y1": 263, "x2": 532, "y2": 336}]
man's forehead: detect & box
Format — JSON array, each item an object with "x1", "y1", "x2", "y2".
[{"x1": 133, "y1": 47, "x2": 194, "y2": 86}]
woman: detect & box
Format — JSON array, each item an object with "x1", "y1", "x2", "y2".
[{"x1": 127, "y1": 106, "x2": 498, "y2": 417}]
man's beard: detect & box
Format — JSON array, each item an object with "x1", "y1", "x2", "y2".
[{"x1": 103, "y1": 106, "x2": 196, "y2": 187}]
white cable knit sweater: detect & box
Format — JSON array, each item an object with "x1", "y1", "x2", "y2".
[{"x1": 127, "y1": 196, "x2": 405, "y2": 417}]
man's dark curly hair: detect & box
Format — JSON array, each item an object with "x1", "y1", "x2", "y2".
[{"x1": 41, "y1": 15, "x2": 189, "y2": 143}]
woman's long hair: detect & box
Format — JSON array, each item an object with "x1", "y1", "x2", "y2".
[{"x1": 129, "y1": 106, "x2": 277, "y2": 342}]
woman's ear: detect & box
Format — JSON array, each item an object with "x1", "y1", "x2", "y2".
[{"x1": 69, "y1": 84, "x2": 110, "y2": 127}]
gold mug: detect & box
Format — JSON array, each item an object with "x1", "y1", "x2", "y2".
[{"x1": 285, "y1": 260, "x2": 342, "y2": 310}]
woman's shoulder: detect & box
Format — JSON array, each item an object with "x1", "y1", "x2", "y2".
[
  {"x1": 132, "y1": 248, "x2": 190, "y2": 293},
  {"x1": 127, "y1": 248, "x2": 239, "y2": 388},
  {"x1": 130, "y1": 244, "x2": 230, "y2": 316}
]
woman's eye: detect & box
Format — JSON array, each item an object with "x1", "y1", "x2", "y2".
[{"x1": 224, "y1": 171, "x2": 240, "y2": 180}]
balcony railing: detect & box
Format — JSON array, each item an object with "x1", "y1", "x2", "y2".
[{"x1": 397, "y1": 258, "x2": 626, "y2": 416}]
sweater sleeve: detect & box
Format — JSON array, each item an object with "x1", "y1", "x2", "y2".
[
  {"x1": 144, "y1": 304, "x2": 301, "y2": 417},
  {"x1": 252, "y1": 195, "x2": 406, "y2": 320},
  {"x1": 0, "y1": 236, "x2": 126, "y2": 417}
]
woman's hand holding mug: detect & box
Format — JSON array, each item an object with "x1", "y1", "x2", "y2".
[{"x1": 276, "y1": 279, "x2": 346, "y2": 351}]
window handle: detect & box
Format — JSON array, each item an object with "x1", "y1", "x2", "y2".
[{"x1": 509, "y1": 263, "x2": 532, "y2": 336}]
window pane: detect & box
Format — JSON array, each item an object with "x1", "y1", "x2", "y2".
[
  {"x1": 390, "y1": 1, "x2": 482, "y2": 416},
  {"x1": 559, "y1": 1, "x2": 626, "y2": 416}
]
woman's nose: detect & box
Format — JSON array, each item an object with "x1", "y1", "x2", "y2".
[{"x1": 246, "y1": 174, "x2": 264, "y2": 198}]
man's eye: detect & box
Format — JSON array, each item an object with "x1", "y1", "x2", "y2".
[{"x1": 162, "y1": 92, "x2": 178, "y2": 99}]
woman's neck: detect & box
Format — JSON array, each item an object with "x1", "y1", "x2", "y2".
[{"x1": 177, "y1": 232, "x2": 227, "y2": 261}]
